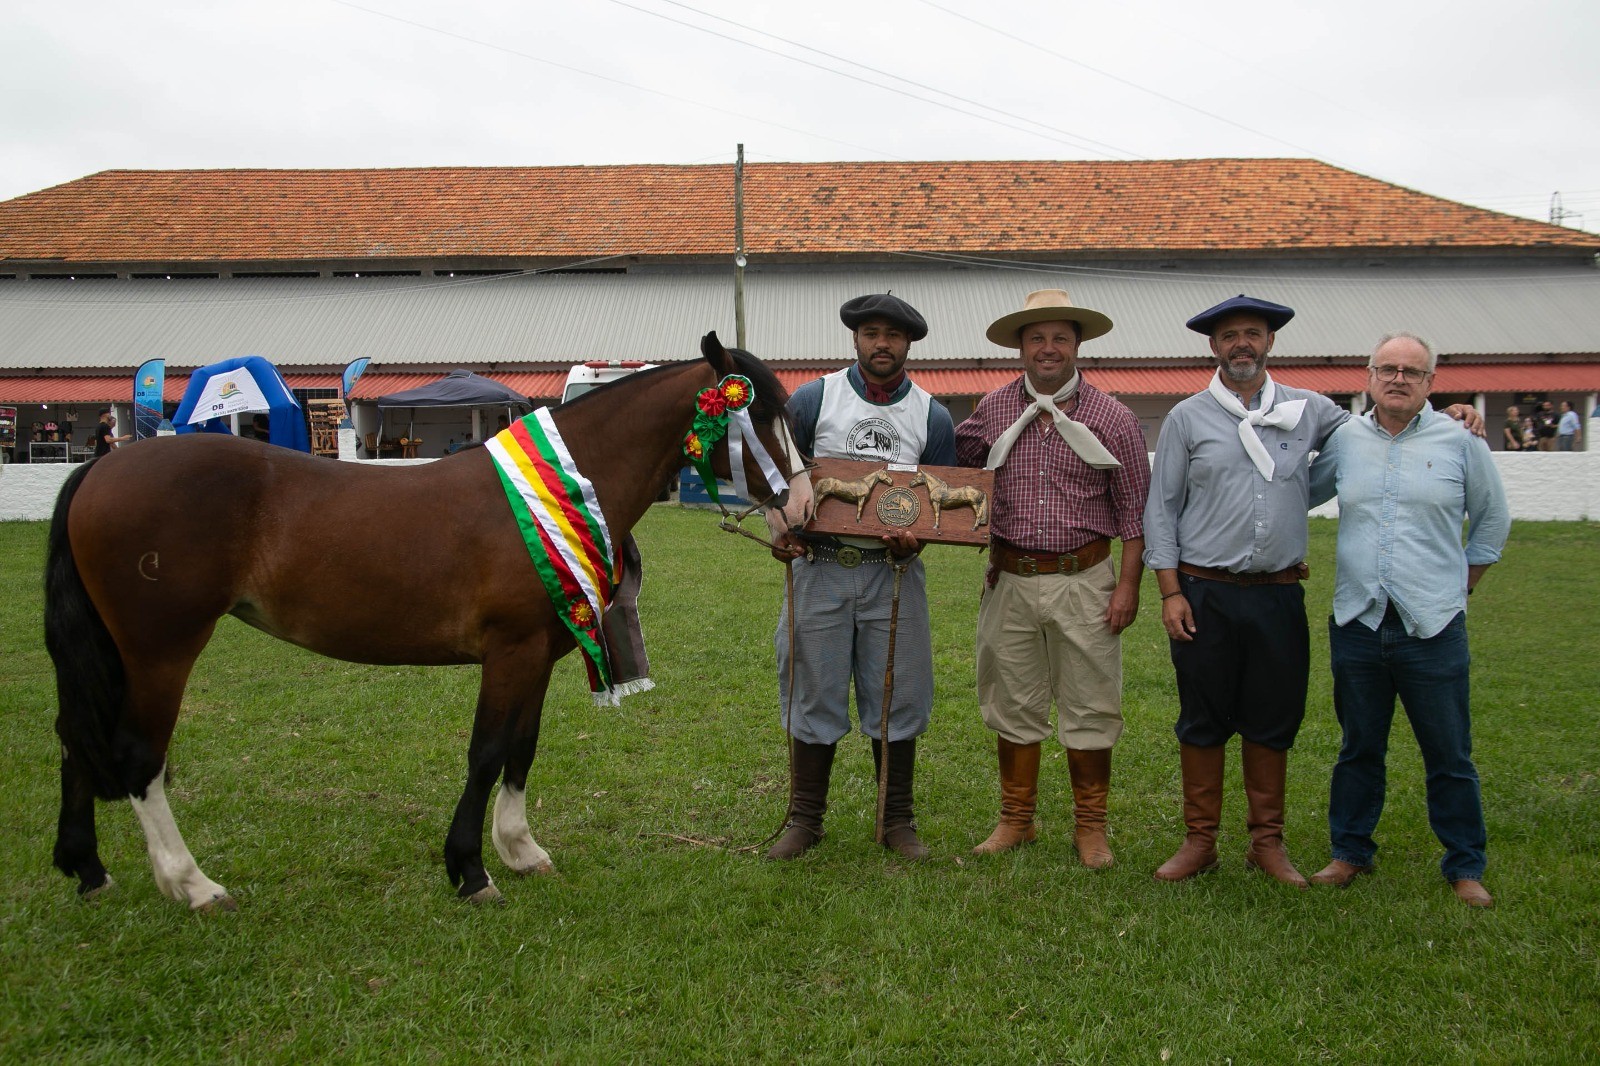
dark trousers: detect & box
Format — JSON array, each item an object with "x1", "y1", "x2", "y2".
[
  {"x1": 1327, "y1": 608, "x2": 1485, "y2": 881},
  {"x1": 1170, "y1": 577, "x2": 1308, "y2": 750}
]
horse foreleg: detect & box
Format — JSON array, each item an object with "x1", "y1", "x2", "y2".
[
  {"x1": 129, "y1": 765, "x2": 235, "y2": 911},
  {"x1": 493, "y1": 683, "x2": 554, "y2": 877},
  {"x1": 446, "y1": 650, "x2": 548, "y2": 904}
]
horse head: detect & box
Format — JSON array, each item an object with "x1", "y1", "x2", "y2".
[{"x1": 698, "y1": 332, "x2": 814, "y2": 536}]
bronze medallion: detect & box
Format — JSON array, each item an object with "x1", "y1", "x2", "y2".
[{"x1": 875, "y1": 487, "x2": 920, "y2": 528}]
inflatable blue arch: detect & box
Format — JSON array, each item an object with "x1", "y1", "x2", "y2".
[{"x1": 173, "y1": 356, "x2": 311, "y2": 453}]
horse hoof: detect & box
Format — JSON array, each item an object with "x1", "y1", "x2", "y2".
[
  {"x1": 196, "y1": 893, "x2": 238, "y2": 914},
  {"x1": 464, "y1": 884, "x2": 505, "y2": 907},
  {"x1": 79, "y1": 874, "x2": 116, "y2": 901},
  {"x1": 514, "y1": 859, "x2": 555, "y2": 877}
]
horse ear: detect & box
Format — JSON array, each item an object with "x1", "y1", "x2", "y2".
[{"x1": 700, "y1": 331, "x2": 736, "y2": 377}]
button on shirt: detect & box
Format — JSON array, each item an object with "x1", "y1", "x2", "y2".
[
  {"x1": 1310, "y1": 404, "x2": 1509, "y2": 639},
  {"x1": 955, "y1": 377, "x2": 1149, "y2": 552},
  {"x1": 1144, "y1": 381, "x2": 1349, "y2": 573}
]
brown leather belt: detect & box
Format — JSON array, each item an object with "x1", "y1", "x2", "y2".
[
  {"x1": 1178, "y1": 561, "x2": 1309, "y2": 586},
  {"x1": 993, "y1": 538, "x2": 1110, "y2": 577}
]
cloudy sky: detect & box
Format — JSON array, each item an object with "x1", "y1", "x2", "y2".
[{"x1": 5, "y1": 0, "x2": 1597, "y2": 230}]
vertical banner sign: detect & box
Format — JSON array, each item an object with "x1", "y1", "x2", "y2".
[
  {"x1": 132, "y1": 358, "x2": 165, "y2": 440},
  {"x1": 340, "y1": 358, "x2": 370, "y2": 427}
]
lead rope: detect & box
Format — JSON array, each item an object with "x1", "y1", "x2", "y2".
[
  {"x1": 734, "y1": 558, "x2": 798, "y2": 854},
  {"x1": 875, "y1": 558, "x2": 910, "y2": 845}
]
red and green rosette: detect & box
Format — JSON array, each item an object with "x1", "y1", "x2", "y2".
[{"x1": 682, "y1": 375, "x2": 755, "y2": 505}]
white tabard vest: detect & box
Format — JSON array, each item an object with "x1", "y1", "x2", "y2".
[{"x1": 811, "y1": 368, "x2": 932, "y2": 464}]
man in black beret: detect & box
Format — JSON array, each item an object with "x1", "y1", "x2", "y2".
[{"x1": 766, "y1": 293, "x2": 956, "y2": 861}]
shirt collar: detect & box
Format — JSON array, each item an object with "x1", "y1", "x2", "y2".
[{"x1": 1361, "y1": 401, "x2": 1436, "y2": 438}]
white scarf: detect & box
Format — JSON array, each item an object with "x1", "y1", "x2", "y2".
[
  {"x1": 1206, "y1": 371, "x2": 1306, "y2": 482},
  {"x1": 985, "y1": 372, "x2": 1121, "y2": 471}
]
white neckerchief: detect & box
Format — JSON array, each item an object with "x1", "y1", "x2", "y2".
[
  {"x1": 985, "y1": 372, "x2": 1121, "y2": 471},
  {"x1": 1206, "y1": 371, "x2": 1306, "y2": 482}
]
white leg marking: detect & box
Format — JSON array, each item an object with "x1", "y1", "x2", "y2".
[
  {"x1": 129, "y1": 766, "x2": 232, "y2": 910},
  {"x1": 492, "y1": 784, "x2": 554, "y2": 875}
]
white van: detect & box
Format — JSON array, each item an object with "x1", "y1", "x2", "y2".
[{"x1": 560, "y1": 360, "x2": 655, "y2": 404}]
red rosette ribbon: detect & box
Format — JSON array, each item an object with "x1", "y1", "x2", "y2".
[
  {"x1": 568, "y1": 600, "x2": 596, "y2": 629},
  {"x1": 719, "y1": 375, "x2": 753, "y2": 412},
  {"x1": 696, "y1": 388, "x2": 728, "y2": 418},
  {"x1": 683, "y1": 431, "x2": 704, "y2": 460}
]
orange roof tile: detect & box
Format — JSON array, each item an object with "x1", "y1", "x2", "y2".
[{"x1": 1, "y1": 160, "x2": 1592, "y2": 266}]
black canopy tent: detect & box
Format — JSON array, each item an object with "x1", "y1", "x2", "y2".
[{"x1": 373, "y1": 370, "x2": 533, "y2": 456}]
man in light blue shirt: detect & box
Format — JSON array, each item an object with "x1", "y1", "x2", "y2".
[{"x1": 1308, "y1": 332, "x2": 1510, "y2": 908}]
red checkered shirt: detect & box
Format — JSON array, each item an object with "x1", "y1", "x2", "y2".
[{"x1": 955, "y1": 377, "x2": 1150, "y2": 552}]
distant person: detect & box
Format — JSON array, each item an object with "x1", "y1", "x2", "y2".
[
  {"x1": 1557, "y1": 400, "x2": 1581, "y2": 451},
  {"x1": 250, "y1": 413, "x2": 271, "y2": 441},
  {"x1": 92, "y1": 410, "x2": 131, "y2": 457},
  {"x1": 1521, "y1": 417, "x2": 1538, "y2": 451},
  {"x1": 1308, "y1": 332, "x2": 1509, "y2": 908},
  {"x1": 1533, "y1": 401, "x2": 1558, "y2": 451},
  {"x1": 1501, "y1": 405, "x2": 1521, "y2": 451}
]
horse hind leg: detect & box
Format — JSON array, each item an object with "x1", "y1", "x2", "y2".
[
  {"x1": 492, "y1": 666, "x2": 556, "y2": 876},
  {"x1": 129, "y1": 764, "x2": 234, "y2": 912},
  {"x1": 56, "y1": 750, "x2": 113, "y2": 899}
]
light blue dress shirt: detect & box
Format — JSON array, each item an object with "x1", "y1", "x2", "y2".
[{"x1": 1310, "y1": 404, "x2": 1510, "y2": 639}]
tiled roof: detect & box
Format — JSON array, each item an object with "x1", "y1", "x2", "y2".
[{"x1": 2, "y1": 160, "x2": 1593, "y2": 265}]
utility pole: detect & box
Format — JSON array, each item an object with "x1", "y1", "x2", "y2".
[
  {"x1": 734, "y1": 143, "x2": 747, "y2": 350},
  {"x1": 1550, "y1": 191, "x2": 1583, "y2": 229}
]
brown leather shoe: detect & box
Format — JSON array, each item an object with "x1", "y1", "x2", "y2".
[
  {"x1": 1310, "y1": 859, "x2": 1372, "y2": 887},
  {"x1": 765, "y1": 740, "x2": 835, "y2": 861},
  {"x1": 973, "y1": 737, "x2": 1041, "y2": 855},
  {"x1": 1067, "y1": 747, "x2": 1114, "y2": 869},
  {"x1": 1153, "y1": 744, "x2": 1225, "y2": 881},
  {"x1": 1452, "y1": 879, "x2": 1494, "y2": 908},
  {"x1": 874, "y1": 738, "x2": 932, "y2": 861},
  {"x1": 1241, "y1": 741, "x2": 1309, "y2": 889}
]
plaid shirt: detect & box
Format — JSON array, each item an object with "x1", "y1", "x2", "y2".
[{"x1": 956, "y1": 377, "x2": 1150, "y2": 552}]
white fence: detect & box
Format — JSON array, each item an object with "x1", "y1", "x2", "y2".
[{"x1": 6, "y1": 452, "x2": 1597, "y2": 523}]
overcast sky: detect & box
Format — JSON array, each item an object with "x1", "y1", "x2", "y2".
[{"x1": 5, "y1": 0, "x2": 1597, "y2": 231}]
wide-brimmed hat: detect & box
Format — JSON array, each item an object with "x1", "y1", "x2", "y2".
[
  {"x1": 985, "y1": 289, "x2": 1113, "y2": 348},
  {"x1": 1186, "y1": 293, "x2": 1295, "y2": 335},
  {"x1": 839, "y1": 293, "x2": 928, "y2": 341}
]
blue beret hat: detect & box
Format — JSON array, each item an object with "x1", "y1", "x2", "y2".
[
  {"x1": 840, "y1": 293, "x2": 928, "y2": 341},
  {"x1": 1186, "y1": 294, "x2": 1295, "y2": 335}
]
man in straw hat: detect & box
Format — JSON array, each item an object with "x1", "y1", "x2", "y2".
[
  {"x1": 767, "y1": 293, "x2": 957, "y2": 862},
  {"x1": 955, "y1": 289, "x2": 1150, "y2": 866},
  {"x1": 1143, "y1": 296, "x2": 1482, "y2": 888}
]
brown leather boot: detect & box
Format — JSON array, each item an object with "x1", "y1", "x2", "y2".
[
  {"x1": 764, "y1": 739, "x2": 835, "y2": 860},
  {"x1": 1241, "y1": 740, "x2": 1309, "y2": 888},
  {"x1": 1153, "y1": 743, "x2": 1225, "y2": 881},
  {"x1": 1067, "y1": 747, "x2": 1114, "y2": 869},
  {"x1": 874, "y1": 738, "x2": 931, "y2": 861},
  {"x1": 972, "y1": 736, "x2": 1041, "y2": 855}
]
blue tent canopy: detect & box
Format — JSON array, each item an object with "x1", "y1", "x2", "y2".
[{"x1": 173, "y1": 355, "x2": 311, "y2": 453}]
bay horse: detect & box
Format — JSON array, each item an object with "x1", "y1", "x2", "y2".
[{"x1": 45, "y1": 333, "x2": 813, "y2": 909}]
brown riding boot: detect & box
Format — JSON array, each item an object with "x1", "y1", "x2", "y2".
[
  {"x1": 1241, "y1": 740, "x2": 1309, "y2": 888},
  {"x1": 972, "y1": 736, "x2": 1041, "y2": 855},
  {"x1": 765, "y1": 739, "x2": 835, "y2": 860},
  {"x1": 1067, "y1": 747, "x2": 1115, "y2": 869},
  {"x1": 1153, "y1": 743, "x2": 1225, "y2": 881},
  {"x1": 874, "y1": 738, "x2": 932, "y2": 861}
]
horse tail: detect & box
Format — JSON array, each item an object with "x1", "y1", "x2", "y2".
[{"x1": 44, "y1": 461, "x2": 129, "y2": 801}]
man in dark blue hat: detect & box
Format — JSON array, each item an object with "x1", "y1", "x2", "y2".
[
  {"x1": 1143, "y1": 295, "x2": 1481, "y2": 888},
  {"x1": 766, "y1": 293, "x2": 956, "y2": 862}
]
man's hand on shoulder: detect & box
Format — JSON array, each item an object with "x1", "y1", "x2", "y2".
[{"x1": 1443, "y1": 403, "x2": 1486, "y2": 438}]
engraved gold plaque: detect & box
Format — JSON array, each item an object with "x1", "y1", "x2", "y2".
[{"x1": 875, "y1": 486, "x2": 920, "y2": 528}]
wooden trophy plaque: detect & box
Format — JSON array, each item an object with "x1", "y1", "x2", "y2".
[{"x1": 803, "y1": 457, "x2": 993, "y2": 547}]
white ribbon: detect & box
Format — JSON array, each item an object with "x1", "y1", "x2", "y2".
[
  {"x1": 1206, "y1": 371, "x2": 1306, "y2": 482},
  {"x1": 727, "y1": 408, "x2": 789, "y2": 504},
  {"x1": 984, "y1": 371, "x2": 1121, "y2": 471}
]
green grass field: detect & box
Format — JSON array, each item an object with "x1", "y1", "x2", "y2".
[{"x1": 2, "y1": 511, "x2": 1596, "y2": 1062}]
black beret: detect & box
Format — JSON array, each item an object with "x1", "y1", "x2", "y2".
[
  {"x1": 839, "y1": 293, "x2": 928, "y2": 341},
  {"x1": 1186, "y1": 294, "x2": 1295, "y2": 335}
]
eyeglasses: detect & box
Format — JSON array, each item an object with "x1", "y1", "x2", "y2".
[{"x1": 1370, "y1": 364, "x2": 1433, "y2": 384}]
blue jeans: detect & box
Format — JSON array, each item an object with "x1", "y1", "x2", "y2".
[{"x1": 1327, "y1": 609, "x2": 1486, "y2": 881}]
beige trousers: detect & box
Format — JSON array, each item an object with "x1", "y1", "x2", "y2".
[{"x1": 975, "y1": 556, "x2": 1125, "y2": 749}]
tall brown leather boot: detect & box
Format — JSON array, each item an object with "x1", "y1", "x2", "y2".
[
  {"x1": 1067, "y1": 747, "x2": 1114, "y2": 869},
  {"x1": 1153, "y1": 743, "x2": 1225, "y2": 881},
  {"x1": 764, "y1": 739, "x2": 836, "y2": 860},
  {"x1": 873, "y1": 738, "x2": 932, "y2": 861},
  {"x1": 973, "y1": 736, "x2": 1041, "y2": 855},
  {"x1": 1241, "y1": 740, "x2": 1309, "y2": 888}
]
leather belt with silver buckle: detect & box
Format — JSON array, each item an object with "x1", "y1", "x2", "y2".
[{"x1": 807, "y1": 541, "x2": 891, "y2": 569}]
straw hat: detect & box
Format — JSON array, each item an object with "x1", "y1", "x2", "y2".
[{"x1": 985, "y1": 289, "x2": 1113, "y2": 348}]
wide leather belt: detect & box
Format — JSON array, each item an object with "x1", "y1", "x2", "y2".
[
  {"x1": 993, "y1": 537, "x2": 1110, "y2": 576},
  {"x1": 1178, "y1": 561, "x2": 1309, "y2": 585},
  {"x1": 807, "y1": 540, "x2": 891, "y2": 569}
]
